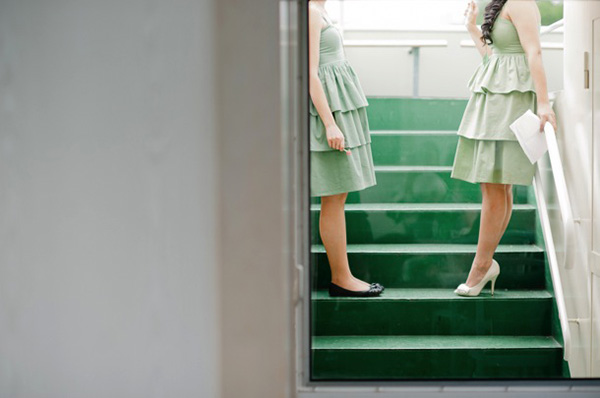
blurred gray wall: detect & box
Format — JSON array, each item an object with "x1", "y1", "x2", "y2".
[{"x1": 0, "y1": 0, "x2": 219, "y2": 397}]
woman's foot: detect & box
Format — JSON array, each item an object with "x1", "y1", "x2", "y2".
[
  {"x1": 332, "y1": 276, "x2": 371, "y2": 292},
  {"x1": 351, "y1": 276, "x2": 372, "y2": 290},
  {"x1": 455, "y1": 259, "x2": 500, "y2": 297},
  {"x1": 464, "y1": 259, "x2": 494, "y2": 288}
]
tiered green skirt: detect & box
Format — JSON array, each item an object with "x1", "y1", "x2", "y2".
[
  {"x1": 451, "y1": 53, "x2": 537, "y2": 186},
  {"x1": 310, "y1": 60, "x2": 376, "y2": 197}
]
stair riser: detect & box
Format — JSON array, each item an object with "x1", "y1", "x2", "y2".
[
  {"x1": 367, "y1": 98, "x2": 468, "y2": 131},
  {"x1": 310, "y1": 210, "x2": 536, "y2": 244},
  {"x1": 311, "y1": 251, "x2": 546, "y2": 289},
  {"x1": 371, "y1": 134, "x2": 459, "y2": 166},
  {"x1": 311, "y1": 348, "x2": 563, "y2": 380},
  {"x1": 315, "y1": 171, "x2": 531, "y2": 204},
  {"x1": 312, "y1": 299, "x2": 552, "y2": 336}
]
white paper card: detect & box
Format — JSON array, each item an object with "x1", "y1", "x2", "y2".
[{"x1": 509, "y1": 109, "x2": 548, "y2": 164}]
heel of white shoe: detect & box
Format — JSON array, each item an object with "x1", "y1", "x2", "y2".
[{"x1": 491, "y1": 275, "x2": 498, "y2": 296}]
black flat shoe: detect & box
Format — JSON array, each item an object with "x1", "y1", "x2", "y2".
[{"x1": 329, "y1": 282, "x2": 383, "y2": 297}]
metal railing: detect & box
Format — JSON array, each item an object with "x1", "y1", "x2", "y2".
[{"x1": 344, "y1": 39, "x2": 448, "y2": 97}]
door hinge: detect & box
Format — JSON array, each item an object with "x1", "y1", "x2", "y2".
[{"x1": 585, "y1": 51, "x2": 590, "y2": 89}]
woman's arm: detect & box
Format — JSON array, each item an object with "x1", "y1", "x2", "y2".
[
  {"x1": 465, "y1": 1, "x2": 491, "y2": 58},
  {"x1": 308, "y1": 5, "x2": 347, "y2": 152},
  {"x1": 509, "y1": 0, "x2": 557, "y2": 131}
]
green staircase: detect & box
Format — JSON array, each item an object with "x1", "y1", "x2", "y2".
[{"x1": 310, "y1": 97, "x2": 569, "y2": 380}]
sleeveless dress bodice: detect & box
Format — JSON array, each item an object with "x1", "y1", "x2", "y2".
[
  {"x1": 318, "y1": 24, "x2": 346, "y2": 65},
  {"x1": 309, "y1": 21, "x2": 370, "y2": 152},
  {"x1": 491, "y1": 18, "x2": 528, "y2": 54},
  {"x1": 458, "y1": 17, "x2": 539, "y2": 141}
]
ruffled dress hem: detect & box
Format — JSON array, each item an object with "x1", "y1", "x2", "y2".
[
  {"x1": 310, "y1": 143, "x2": 377, "y2": 197},
  {"x1": 310, "y1": 60, "x2": 371, "y2": 152}
]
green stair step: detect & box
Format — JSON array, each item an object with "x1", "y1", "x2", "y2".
[
  {"x1": 312, "y1": 335, "x2": 563, "y2": 380},
  {"x1": 366, "y1": 97, "x2": 468, "y2": 131},
  {"x1": 312, "y1": 288, "x2": 552, "y2": 336},
  {"x1": 370, "y1": 131, "x2": 459, "y2": 166},
  {"x1": 311, "y1": 244, "x2": 546, "y2": 289},
  {"x1": 342, "y1": 166, "x2": 529, "y2": 204},
  {"x1": 310, "y1": 203, "x2": 536, "y2": 244}
]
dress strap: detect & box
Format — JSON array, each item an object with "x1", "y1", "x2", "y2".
[{"x1": 321, "y1": 12, "x2": 333, "y2": 27}]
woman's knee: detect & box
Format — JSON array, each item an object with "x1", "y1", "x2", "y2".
[
  {"x1": 505, "y1": 185, "x2": 514, "y2": 202},
  {"x1": 481, "y1": 184, "x2": 508, "y2": 210},
  {"x1": 481, "y1": 183, "x2": 506, "y2": 198},
  {"x1": 321, "y1": 192, "x2": 348, "y2": 207}
]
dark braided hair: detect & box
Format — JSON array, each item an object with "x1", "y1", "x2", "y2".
[{"x1": 481, "y1": 0, "x2": 508, "y2": 45}]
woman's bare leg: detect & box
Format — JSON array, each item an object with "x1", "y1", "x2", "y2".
[
  {"x1": 500, "y1": 184, "x2": 514, "y2": 236},
  {"x1": 320, "y1": 193, "x2": 370, "y2": 291},
  {"x1": 464, "y1": 183, "x2": 509, "y2": 287}
]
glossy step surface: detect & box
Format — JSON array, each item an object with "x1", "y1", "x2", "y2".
[
  {"x1": 312, "y1": 288, "x2": 552, "y2": 336},
  {"x1": 312, "y1": 335, "x2": 564, "y2": 380},
  {"x1": 366, "y1": 98, "x2": 468, "y2": 131},
  {"x1": 310, "y1": 203, "x2": 536, "y2": 245},
  {"x1": 311, "y1": 244, "x2": 545, "y2": 289},
  {"x1": 344, "y1": 166, "x2": 530, "y2": 204},
  {"x1": 370, "y1": 131, "x2": 459, "y2": 166}
]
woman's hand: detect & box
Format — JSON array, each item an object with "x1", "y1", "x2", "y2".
[
  {"x1": 464, "y1": 1, "x2": 478, "y2": 28},
  {"x1": 326, "y1": 124, "x2": 347, "y2": 152},
  {"x1": 537, "y1": 102, "x2": 557, "y2": 132}
]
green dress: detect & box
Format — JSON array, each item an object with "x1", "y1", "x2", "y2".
[
  {"x1": 451, "y1": 17, "x2": 539, "y2": 186},
  {"x1": 310, "y1": 16, "x2": 376, "y2": 197}
]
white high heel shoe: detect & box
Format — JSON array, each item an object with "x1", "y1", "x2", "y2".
[{"x1": 454, "y1": 259, "x2": 500, "y2": 297}]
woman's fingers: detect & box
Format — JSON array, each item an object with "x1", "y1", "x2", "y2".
[
  {"x1": 539, "y1": 114, "x2": 548, "y2": 132},
  {"x1": 549, "y1": 113, "x2": 558, "y2": 130},
  {"x1": 327, "y1": 133, "x2": 347, "y2": 152},
  {"x1": 328, "y1": 137, "x2": 340, "y2": 151},
  {"x1": 328, "y1": 138, "x2": 336, "y2": 150},
  {"x1": 538, "y1": 113, "x2": 558, "y2": 132}
]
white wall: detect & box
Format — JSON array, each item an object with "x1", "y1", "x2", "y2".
[
  {"x1": 557, "y1": 0, "x2": 598, "y2": 378},
  {"x1": 343, "y1": 29, "x2": 564, "y2": 98},
  {"x1": 0, "y1": 1, "x2": 219, "y2": 397}
]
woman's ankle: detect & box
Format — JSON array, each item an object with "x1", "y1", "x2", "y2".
[{"x1": 472, "y1": 257, "x2": 493, "y2": 270}]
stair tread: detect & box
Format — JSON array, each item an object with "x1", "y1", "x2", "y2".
[
  {"x1": 312, "y1": 243, "x2": 543, "y2": 254},
  {"x1": 312, "y1": 335, "x2": 562, "y2": 350},
  {"x1": 311, "y1": 203, "x2": 536, "y2": 211},
  {"x1": 312, "y1": 288, "x2": 552, "y2": 301},
  {"x1": 372, "y1": 130, "x2": 457, "y2": 136},
  {"x1": 374, "y1": 165, "x2": 453, "y2": 172}
]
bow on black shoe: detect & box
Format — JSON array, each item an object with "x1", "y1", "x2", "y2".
[
  {"x1": 371, "y1": 282, "x2": 385, "y2": 292},
  {"x1": 329, "y1": 282, "x2": 383, "y2": 297}
]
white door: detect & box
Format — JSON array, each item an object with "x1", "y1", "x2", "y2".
[{"x1": 591, "y1": 15, "x2": 600, "y2": 378}]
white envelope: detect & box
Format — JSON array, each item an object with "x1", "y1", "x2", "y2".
[{"x1": 509, "y1": 109, "x2": 549, "y2": 164}]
